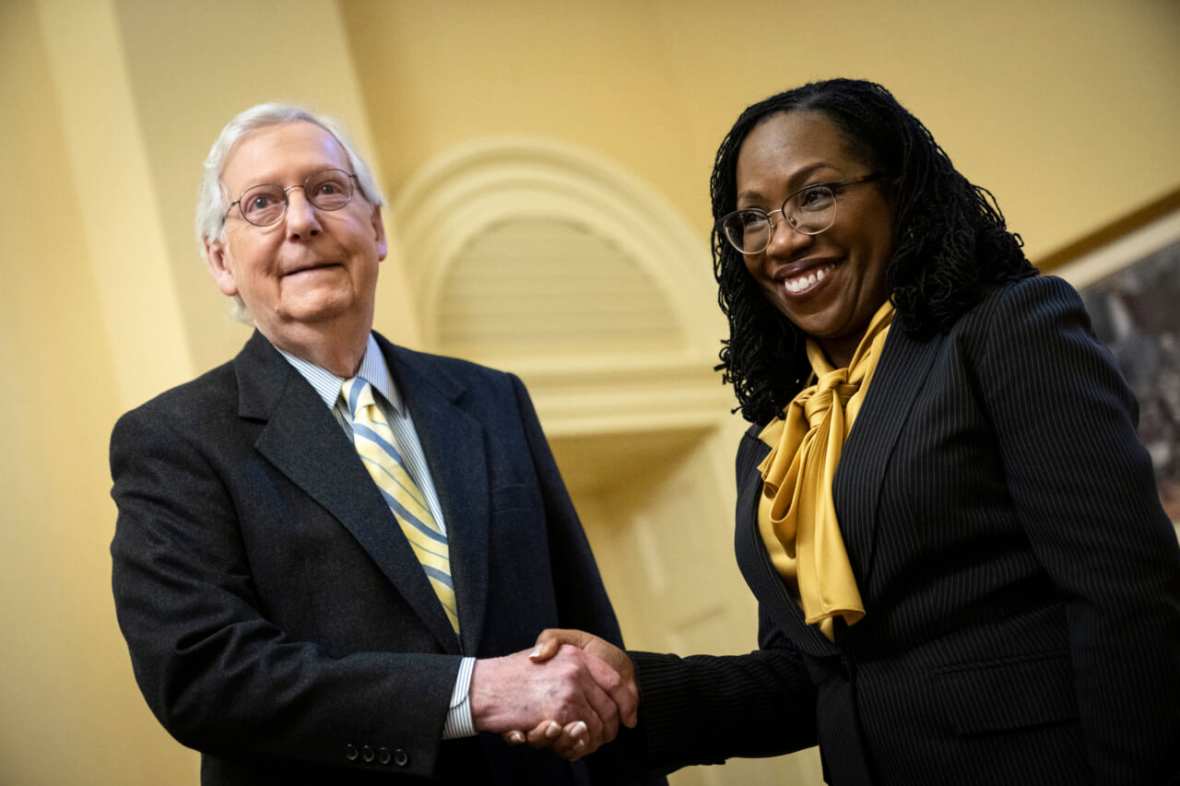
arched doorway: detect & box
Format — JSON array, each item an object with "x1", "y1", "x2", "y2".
[{"x1": 392, "y1": 138, "x2": 821, "y2": 786}]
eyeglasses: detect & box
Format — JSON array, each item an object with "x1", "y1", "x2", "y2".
[
  {"x1": 223, "y1": 168, "x2": 361, "y2": 227},
  {"x1": 718, "y1": 173, "x2": 883, "y2": 255}
]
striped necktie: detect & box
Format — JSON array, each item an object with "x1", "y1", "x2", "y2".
[{"x1": 342, "y1": 377, "x2": 459, "y2": 633}]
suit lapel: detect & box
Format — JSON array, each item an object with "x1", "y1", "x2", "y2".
[
  {"x1": 382, "y1": 339, "x2": 491, "y2": 656},
  {"x1": 735, "y1": 431, "x2": 839, "y2": 658},
  {"x1": 836, "y1": 326, "x2": 942, "y2": 588},
  {"x1": 236, "y1": 331, "x2": 461, "y2": 654}
]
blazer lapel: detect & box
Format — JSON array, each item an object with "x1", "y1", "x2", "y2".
[
  {"x1": 734, "y1": 431, "x2": 839, "y2": 658},
  {"x1": 382, "y1": 338, "x2": 491, "y2": 656},
  {"x1": 236, "y1": 331, "x2": 461, "y2": 655},
  {"x1": 836, "y1": 326, "x2": 942, "y2": 588}
]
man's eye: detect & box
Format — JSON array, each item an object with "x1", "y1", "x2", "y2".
[{"x1": 250, "y1": 194, "x2": 276, "y2": 209}]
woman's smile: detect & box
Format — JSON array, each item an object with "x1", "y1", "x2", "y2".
[{"x1": 775, "y1": 259, "x2": 839, "y2": 297}]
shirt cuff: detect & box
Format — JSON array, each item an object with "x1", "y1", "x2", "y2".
[{"x1": 442, "y1": 656, "x2": 476, "y2": 739}]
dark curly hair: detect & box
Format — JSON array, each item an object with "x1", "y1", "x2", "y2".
[{"x1": 712, "y1": 78, "x2": 1035, "y2": 424}]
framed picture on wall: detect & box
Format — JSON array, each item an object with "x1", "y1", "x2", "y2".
[{"x1": 1050, "y1": 189, "x2": 1180, "y2": 536}]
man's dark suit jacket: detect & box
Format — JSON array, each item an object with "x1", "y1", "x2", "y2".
[
  {"x1": 110, "y1": 330, "x2": 659, "y2": 786},
  {"x1": 631, "y1": 276, "x2": 1180, "y2": 786}
]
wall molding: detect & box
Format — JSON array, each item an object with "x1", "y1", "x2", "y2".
[{"x1": 390, "y1": 137, "x2": 730, "y2": 435}]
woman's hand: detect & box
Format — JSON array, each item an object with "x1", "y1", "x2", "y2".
[{"x1": 502, "y1": 629, "x2": 637, "y2": 760}]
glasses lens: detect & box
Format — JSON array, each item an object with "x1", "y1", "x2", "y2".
[
  {"x1": 307, "y1": 170, "x2": 354, "y2": 211},
  {"x1": 789, "y1": 186, "x2": 836, "y2": 234},
  {"x1": 722, "y1": 210, "x2": 771, "y2": 254},
  {"x1": 240, "y1": 185, "x2": 286, "y2": 226}
]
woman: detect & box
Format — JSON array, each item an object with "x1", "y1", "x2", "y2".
[{"x1": 522, "y1": 79, "x2": 1180, "y2": 785}]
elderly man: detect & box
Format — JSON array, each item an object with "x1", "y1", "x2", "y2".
[{"x1": 110, "y1": 104, "x2": 660, "y2": 786}]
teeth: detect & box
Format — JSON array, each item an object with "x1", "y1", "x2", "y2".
[{"x1": 783, "y1": 263, "x2": 834, "y2": 294}]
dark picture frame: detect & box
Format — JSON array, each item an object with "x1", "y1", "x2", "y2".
[{"x1": 1049, "y1": 189, "x2": 1180, "y2": 535}]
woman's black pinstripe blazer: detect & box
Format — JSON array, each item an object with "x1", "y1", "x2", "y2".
[{"x1": 632, "y1": 274, "x2": 1180, "y2": 786}]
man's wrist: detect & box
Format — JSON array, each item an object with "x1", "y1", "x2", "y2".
[{"x1": 441, "y1": 656, "x2": 476, "y2": 739}]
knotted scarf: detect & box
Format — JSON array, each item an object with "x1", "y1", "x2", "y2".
[{"x1": 756, "y1": 300, "x2": 894, "y2": 640}]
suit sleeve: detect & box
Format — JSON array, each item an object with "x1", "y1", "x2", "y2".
[
  {"x1": 976, "y1": 275, "x2": 1180, "y2": 784},
  {"x1": 109, "y1": 407, "x2": 461, "y2": 778},
  {"x1": 629, "y1": 606, "x2": 817, "y2": 772}
]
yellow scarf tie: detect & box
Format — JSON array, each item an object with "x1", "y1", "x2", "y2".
[{"x1": 756, "y1": 300, "x2": 894, "y2": 641}]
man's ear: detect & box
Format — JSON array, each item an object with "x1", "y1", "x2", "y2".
[
  {"x1": 371, "y1": 205, "x2": 388, "y2": 262},
  {"x1": 204, "y1": 237, "x2": 239, "y2": 297}
]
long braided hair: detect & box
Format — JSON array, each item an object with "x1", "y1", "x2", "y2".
[{"x1": 712, "y1": 79, "x2": 1035, "y2": 425}]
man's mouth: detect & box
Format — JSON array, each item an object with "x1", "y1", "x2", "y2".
[{"x1": 285, "y1": 261, "x2": 341, "y2": 276}]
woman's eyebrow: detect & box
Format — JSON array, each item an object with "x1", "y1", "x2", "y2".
[
  {"x1": 784, "y1": 161, "x2": 842, "y2": 191},
  {"x1": 736, "y1": 162, "x2": 842, "y2": 206}
]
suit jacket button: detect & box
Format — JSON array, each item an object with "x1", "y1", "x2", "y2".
[
  {"x1": 361, "y1": 745, "x2": 375, "y2": 763},
  {"x1": 344, "y1": 743, "x2": 359, "y2": 761},
  {"x1": 377, "y1": 747, "x2": 391, "y2": 765},
  {"x1": 393, "y1": 748, "x2": 409, "y2": 767}
]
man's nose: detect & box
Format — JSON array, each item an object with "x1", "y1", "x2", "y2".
[{"x1": 285, "y1": 188, "x2": 322, "y2": 239}]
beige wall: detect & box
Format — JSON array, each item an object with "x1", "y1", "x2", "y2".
[
  {"x1": 343, "y1": 0, "x2": 1180, "y2": 263},
  {"x1": 0, "y1": 2, "x2": 192, "y2": 783},
  {"x1": 1, "y1": 0, "x2": 1178, "y2": 784}
]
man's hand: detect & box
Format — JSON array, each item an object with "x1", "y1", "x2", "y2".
[
  {"x1": 502, "y1": 629, "x2": 637, "y2": 760},
  {"x1": 471, "y1": 643, "x2": 632, "y2": 757}
]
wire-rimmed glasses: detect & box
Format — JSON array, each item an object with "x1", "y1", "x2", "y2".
[
  {"x1": 223, "y1": 168, "x2": 361, "y2": 227},
  {"x1": 718, "y1": 173, "x2": 883, "y2": 255}
]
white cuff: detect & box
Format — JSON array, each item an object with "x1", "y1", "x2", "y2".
[{"x1": 441, "y1": 656, "x2": 476, "y2": 739}]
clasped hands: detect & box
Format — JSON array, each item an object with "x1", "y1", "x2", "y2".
[{"x1": 470, "y1": 629, "x2": 632, "y2": 761}]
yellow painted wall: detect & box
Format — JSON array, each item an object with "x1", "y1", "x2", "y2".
[
  {"x1": 2, "y1": 1, "x2": 1178, "y2": 785},
  {"x1": 0, "y1": 3, "x2": 194, "y2": 783},
  {"x1": 342, "y1": 0, "x2": 1180, "y2": 262}
]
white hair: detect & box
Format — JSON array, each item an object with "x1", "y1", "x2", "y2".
[{"x1": 194, "y1": 103, "x2": 386, "y2": 320}]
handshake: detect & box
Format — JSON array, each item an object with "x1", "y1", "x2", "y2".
[{"x1": 470, "y1": 629, "x2": 633, "y2": 761}]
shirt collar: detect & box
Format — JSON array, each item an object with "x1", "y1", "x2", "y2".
[{"x1": 276, "y1": 333, "x2": 403, "y2": 415}]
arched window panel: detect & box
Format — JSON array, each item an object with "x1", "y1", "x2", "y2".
[{"x1": 436, "y1": 216, "x2": 682, "y2": 360}]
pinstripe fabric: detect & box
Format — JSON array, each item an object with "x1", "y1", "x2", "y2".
[
  {"x1": 343, "y1": 376, "x2": 459, "y2": 633},
  {"x1": 633, "y1": 276, "x2": 1180, "y2": 786}
]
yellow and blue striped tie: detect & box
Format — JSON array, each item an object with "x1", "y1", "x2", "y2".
[{"x1": 342, "y1": 377, "x2": 459, "y2": 633}]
